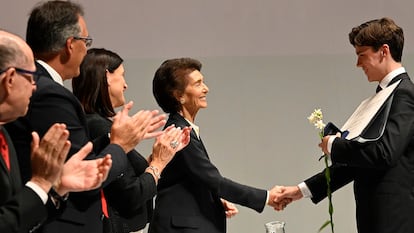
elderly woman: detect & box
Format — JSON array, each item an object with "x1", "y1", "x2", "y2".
[
  {"x1": 72, "y1": 49, "x2": 190, "y2": 233},
  {"x1": 150, "y1": 58, "x2": 280, "y2": 233}
]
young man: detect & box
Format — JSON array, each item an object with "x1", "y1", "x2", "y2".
[{"x1": 275, "y1": 17, "x2": 414, "y2": 233}]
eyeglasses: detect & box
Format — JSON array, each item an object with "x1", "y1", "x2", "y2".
[
  {"x1": 73, "y1": 36, "x2": 93, "y2": 47},
  {"x1": 0, "y1": 67, "x2": 39, "y2": 85}
]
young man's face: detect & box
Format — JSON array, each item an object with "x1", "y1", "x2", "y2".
[{"x1": 355, "y1": 45, "x2": 385, "y2": 83}]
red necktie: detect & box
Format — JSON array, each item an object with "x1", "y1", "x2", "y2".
[
  {"x1": 0, "y1": 130, "x2": 10, "y2": 171},
  {"x1": 100, "y1": 190, "x2": 109, "y2": 218}
]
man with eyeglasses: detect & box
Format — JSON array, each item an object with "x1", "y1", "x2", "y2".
[
  {"x1": 0, "y1": 67, "x2": 37, "y2": 118},
  {"x1": 73, "y1": 36, "x2": 93, "y2": 48},
  {"x1": 0, "y1": 29, "x2": 115, "y2": 233},
  {"x1": 5, "y1": 1, "x2": 168, "y2": 233},
  {"x1": 0, "y1": 67, "x2": 37, "y2": 85}
]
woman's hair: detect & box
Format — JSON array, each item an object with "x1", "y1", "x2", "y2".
[
  {"x1": 72, "y1": 48, "x2": 123, "y2": 117},
  {"x1": 152, "y1": 57, "x2": 202, "y2": 113}
]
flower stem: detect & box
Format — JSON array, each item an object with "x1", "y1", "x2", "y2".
[{"x1": 324, "y1": 155, "x2": 334, "y2": 233}]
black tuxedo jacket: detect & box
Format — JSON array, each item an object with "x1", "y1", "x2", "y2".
[
  {"x1": 0, "y1": 128, "x2": 47, "y2": 233},
  {"x1": 305, "y1": 73, "x2": 414, "y2": 233},
  {"x1": 86, "y1": 114, "x2": 156, "y2": 233},
  {"x1": 5, "y1": 62, "x2": 128, "y2": 233},
  {"x1": 148, "y1": 113, "x2": 267, "y2": 233}
]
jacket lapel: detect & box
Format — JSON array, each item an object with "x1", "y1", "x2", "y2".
[{"x1": 35, "y1": 61, "x2": 89, "y2": 131}]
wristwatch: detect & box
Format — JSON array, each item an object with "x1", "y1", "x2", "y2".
[{"x1": 49, "y1": 188, "x2": 69, "y2": 209}]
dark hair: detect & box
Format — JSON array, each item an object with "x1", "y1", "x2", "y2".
[
  {"x1": 26, "y1": 0, "x2": 84, "y2": 55},
  {"x1": 349, "y1": 17, "x2": 404, "y2": 62},
  {"x1": 153, "y1": 57, "x2": 202, "y2": 113},
  {"x1": 72, "y1": 48, "x2": 123, "y2": 117}
]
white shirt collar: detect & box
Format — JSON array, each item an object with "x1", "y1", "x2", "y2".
[
  {"x1": 379, "y1": 67, "x2": 406, "y2": 89},
  {"x1": 36, "y1": 60, "x2": 64, "y2": 86}
]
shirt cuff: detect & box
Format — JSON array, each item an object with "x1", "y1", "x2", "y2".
[
  {"x1": 327, "y1": 135, "x2": 336, "y2": 155},
  {"x1": 265, "y1": 190, "x2": 270, "y2": 205},
  {"x1": 298, "y1": 182, "x2": 313, "y2": 198},
  {"x1": 26, "y1": 181, "x2": 48, "y2": 204}
]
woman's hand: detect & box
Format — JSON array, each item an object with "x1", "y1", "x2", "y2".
[
  {"x1": 146, "y1": 125, "x2": 191, "y2": 183},
  {"x1": 221, "y1": 198, "x2": 239, "y2": 218}
]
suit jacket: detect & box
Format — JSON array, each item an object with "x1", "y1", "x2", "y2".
[
  {"x1": 86, "y1": 114, "x2": 156, "y2": 233},
  {"x1": 148, "y1": 113, "x2": 267, "y2": 233},
  {"x1": 305, "y1": 73, "x2": 414, "y2": 233},
  {"x1": 0, "y1": 128, "x2": 47, "y2": 233},
  {"x1": 4, "y1": 62, "x2": 129, "y2": 233}
]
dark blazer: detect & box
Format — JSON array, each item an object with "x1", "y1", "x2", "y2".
[
  {"x1": 4, "y1": 62, "x2": 128, "y2": 233},
  {"x1": 0, "y1": 128, "x2": 48, "y2": 233},
  {"x1": 305, "y1": 73, "x2": 414, "y2": 233},
  {"x1": 86, "y1": 114, "x2": 156, "y2": 233},
  {"x1": 148, "y1": 113, "x2": 267, "y2": 233}
]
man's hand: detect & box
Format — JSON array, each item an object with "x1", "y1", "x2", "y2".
[
  {"x1": 56, "y1": 142, "x2": 112, "y2": 195},
  {"x1": 319, "y1": 133, "x2": 340, "y2": 155},
  {"x1": 30, "y1": 123, "x2": 70, "y2": 193},
  {"x1": 272, "y1": 185, "x2": 303, "y2": 211},
  {"x1": 267, "y1": 186, "x2": 289, "y2": 211}
]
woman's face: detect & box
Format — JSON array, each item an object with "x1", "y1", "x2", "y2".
[
  {"x1": 180, "y1": 70, "x2": 209, "y2": 114},
  {"x1": 107, "y1": 64, "x2": 127, "y2": 108}
]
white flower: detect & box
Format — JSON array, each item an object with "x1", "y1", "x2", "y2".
[
  {"x1": 315, "y1": 120, "x2": 326, "y2": 130},
  {"x1": 308, "y1": 108, "x2": 323, "y2": 125}
]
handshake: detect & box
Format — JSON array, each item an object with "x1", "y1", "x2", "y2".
[{"x1": 267, "y1": 185, "x2": 304, "y2": 211}]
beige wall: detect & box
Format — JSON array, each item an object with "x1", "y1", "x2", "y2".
[{"x1": 2, "y1": 1, "x2": 414, "y2": 232}]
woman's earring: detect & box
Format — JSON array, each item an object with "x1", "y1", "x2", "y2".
[{"x1": 180, "y1": 98, "x2": 185, "y2": 104}]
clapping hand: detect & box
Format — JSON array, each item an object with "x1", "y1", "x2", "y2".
[
  {"x1": 30, "y1": 123, "x2": 70, "y2": 193},
  {"x1": 56, "y1": 142, "x2": 112, "y2": 195},
  {"x1": 110, "y1": 101, "x2": 166, "y2": 153}
]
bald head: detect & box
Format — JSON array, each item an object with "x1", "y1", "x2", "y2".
[
  {"x1": 0, "y1": 30, "x2": 34, "y2": 70},
  {"x1": 0, "y1": 30, "x2": 36, "y2": 124}
]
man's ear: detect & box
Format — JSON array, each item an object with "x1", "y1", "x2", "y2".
[
  {"x1": 60, "y1": 38, "x2": 73, "y2": 62},
  {"x1": 381, "y1": 44, "x2": 390, "y2": 57},
  {"x1": 65, "y1": 38, "x2": 74, "y2": 54},
  {"x1": 1, "y1": 69, "x2": 15, "y2": 97}
]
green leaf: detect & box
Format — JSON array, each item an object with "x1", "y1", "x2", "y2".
[{"x1": 318, "y1": 220, "x2": 331, "y2": 232}]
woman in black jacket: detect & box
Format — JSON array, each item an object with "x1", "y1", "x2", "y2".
[{"x1": 72, "y1": 48, "x2": 190, "y2": 233}]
